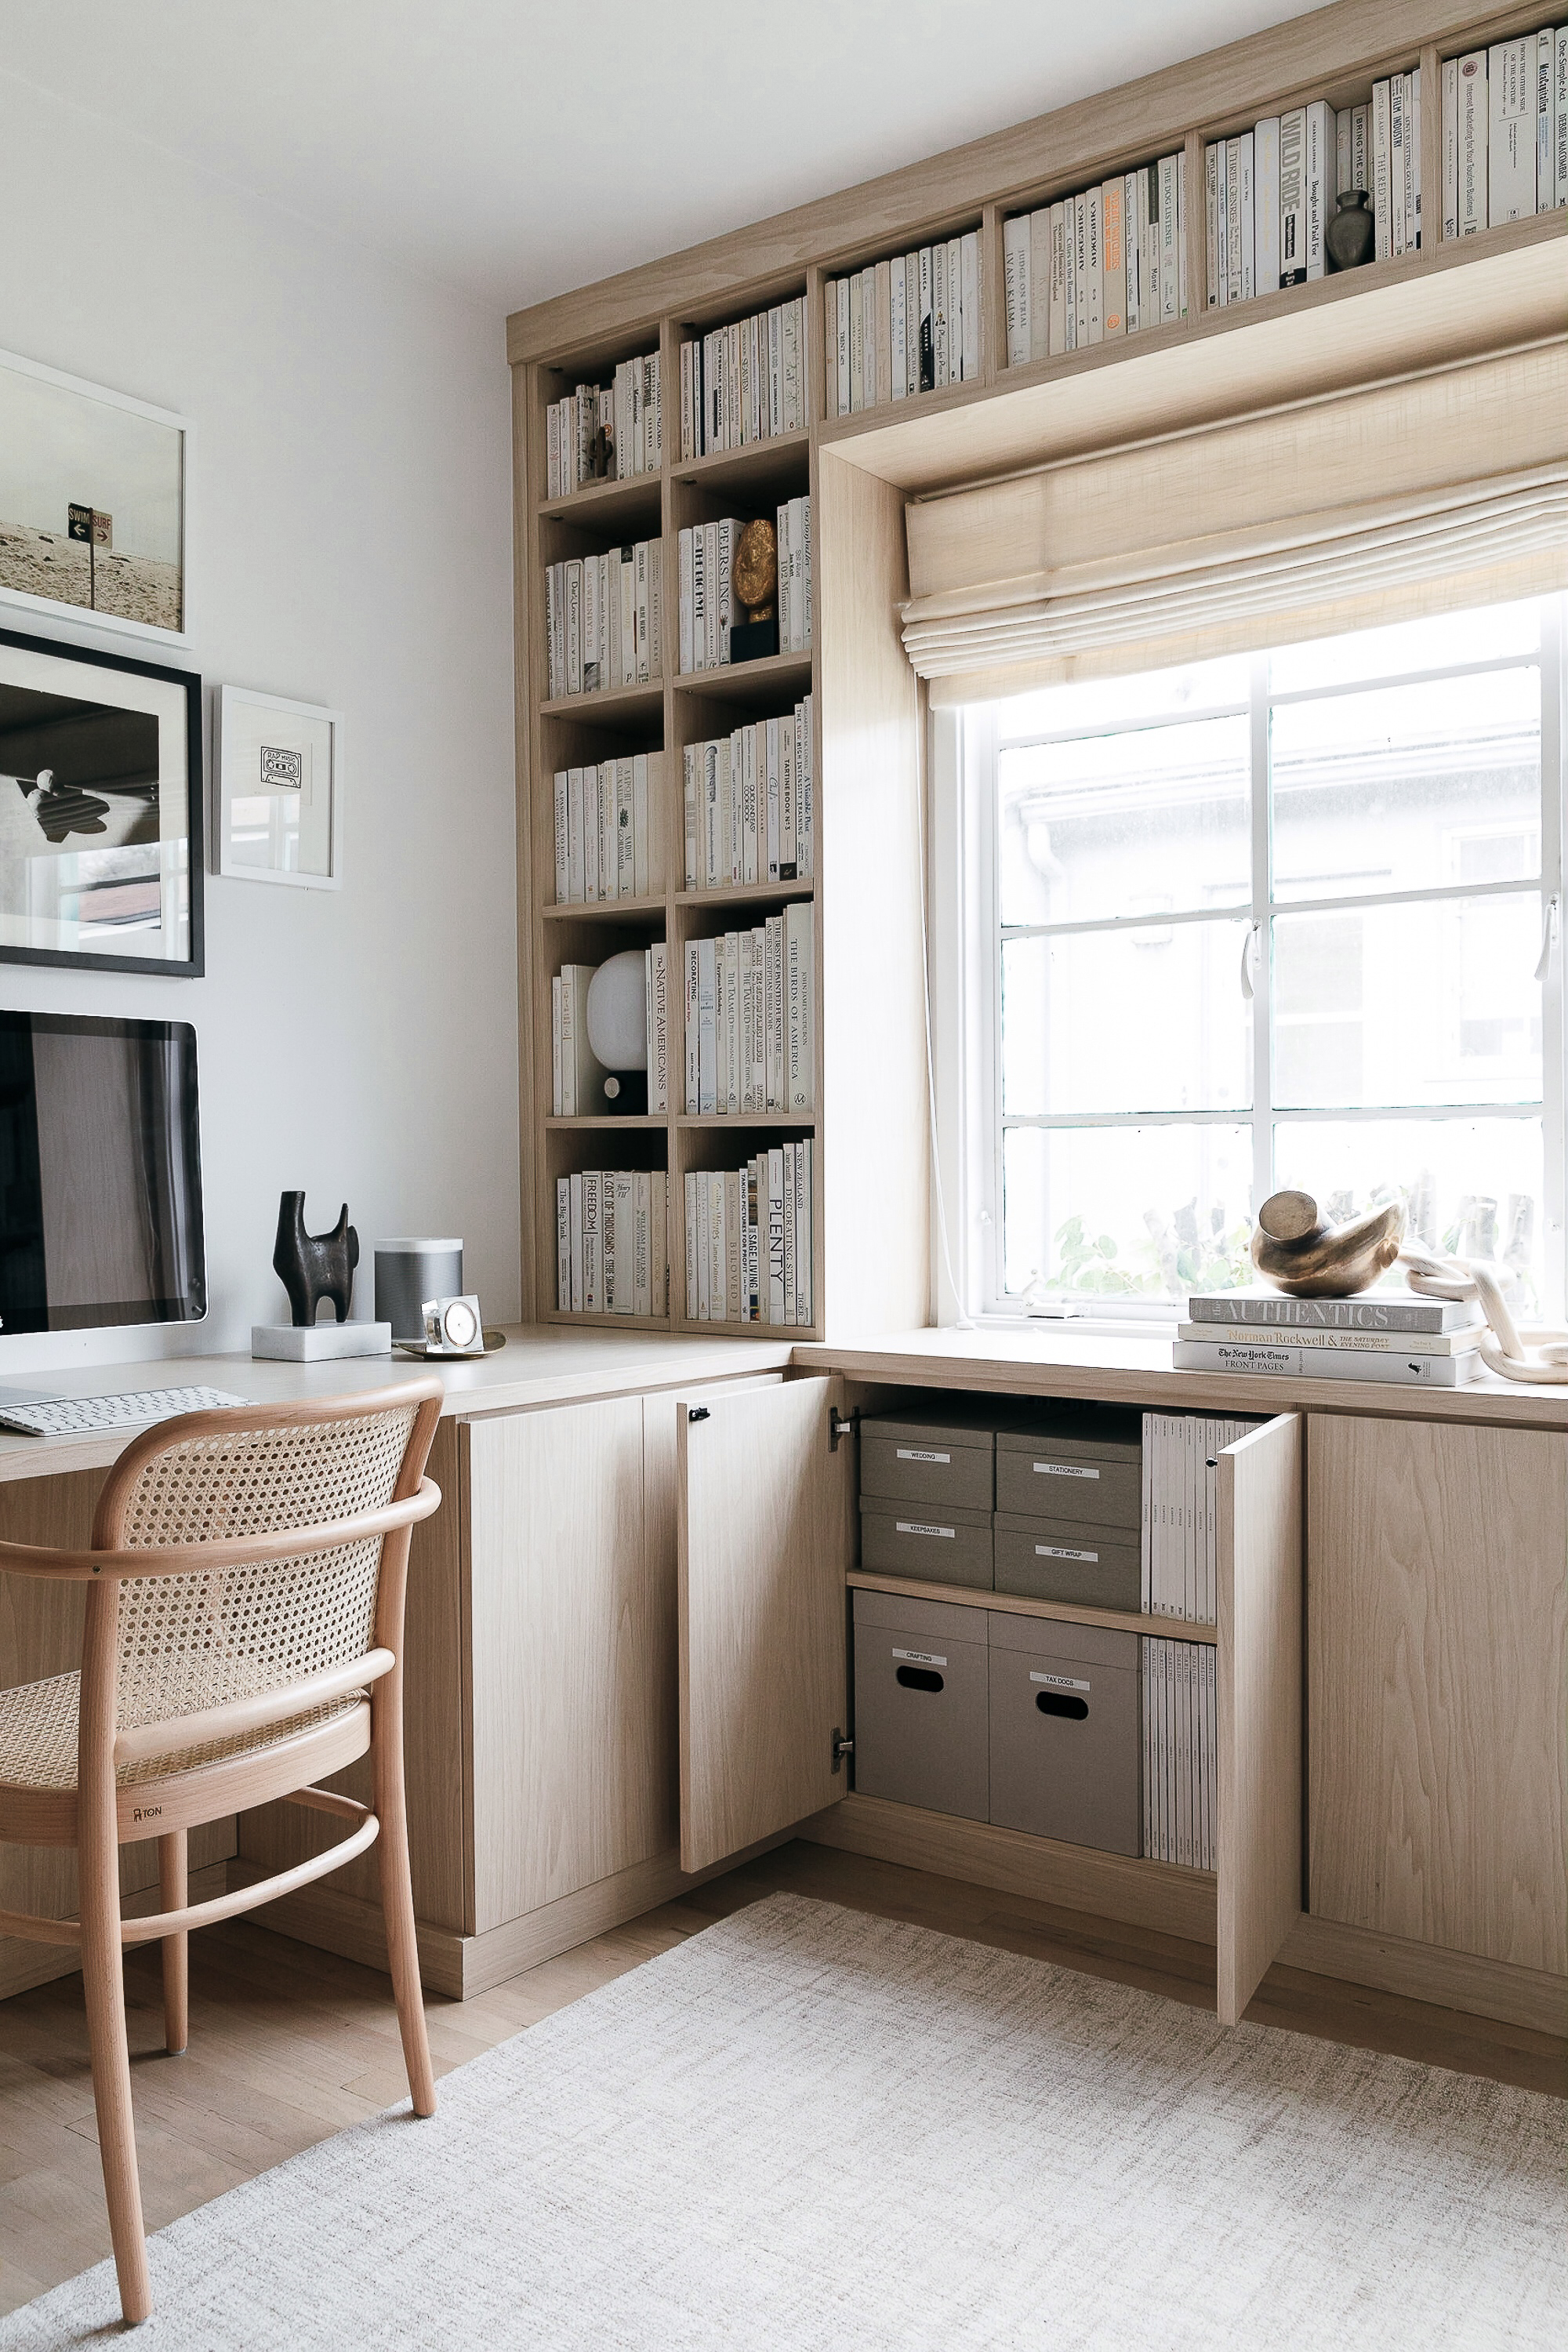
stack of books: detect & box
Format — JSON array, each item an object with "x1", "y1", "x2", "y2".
[
  {"x1": 825, "y1": 232, "x2": 982, "y2": 414},
  {"x1": 684, "y1": 1145, "x2": 814, "y2": 1325},
  {"x1": 1174, "y1": 1290, "x2": 1486, "y2": 1385},
  {"x1": 677, "y1": 497, "x2": 811, "y2": 675},
  {"x1": 679, "y1": 299, "x2": 808, "y2": 459},
  {"x1": 684, "y1": 906, "x2": 814, "y2": 1116},
  {"x1": 552, "y1": 949, "x2": 671, "y2": 1115},
  {"x1": 1141, "y1": 1411, "x2": 1257, "y2": 1623},
  {"x1": 551, "y1": 752, "x2": 664, "y2": 904},
  {"x1": 545, "y1": 354, "x2": 662, "y2": 498},
  {"x1": 555, "y1": 1171, "x2": 669, "y2": 1316},
  {"x1": 1446, "y1": 31, "x2": 1568, "y2": 236},
  {"x1": 682, "y1": 702, "x2": 814, "y2": 889},
  {"x1": 545, "y1": 540, "x2": 662, "y2": 699},
  {"x1": 1142, "y1": 1638, "x2": 1216, "y2": 1871},
  {"x1": 1003, "y1": 153, "x2": 1187, "y2": 364}
]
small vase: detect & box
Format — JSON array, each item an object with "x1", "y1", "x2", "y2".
[{"x1": 1325, "y1": 188, "x2": 1375, "y2": 274}]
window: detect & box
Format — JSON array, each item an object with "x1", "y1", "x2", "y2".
[{"x1": 947, "y1": 597, "x2": 1565, "y2": 1319}]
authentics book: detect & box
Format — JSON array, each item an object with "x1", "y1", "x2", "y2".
[{"x1": 1185, "y1": 1289, "x2": 1483, "y2": 1334}]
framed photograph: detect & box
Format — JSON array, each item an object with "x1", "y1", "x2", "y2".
[
  {"x1": 0, "y1": 347, "x2": 189, "y2": 644},
  {"x1": 214, "y1": 685, "x2": 343, "y2": 889},
  {"x1": 0, "y1": 624, "x2": 202, "y2": 977}
]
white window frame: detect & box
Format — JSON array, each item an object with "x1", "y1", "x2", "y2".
[{"x1": 931, "y1": 595, "x2": 1568, "y2": 1330}]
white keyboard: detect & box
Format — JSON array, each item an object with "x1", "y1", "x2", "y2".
[{"x1": 0, "y1": 1387, "x2": 251, "y2": 1438}]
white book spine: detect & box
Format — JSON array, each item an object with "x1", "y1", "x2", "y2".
[
  {"x1": 556, "y1": 1178, "x2": 570, "y2": 1311},
  {"x1": 568, "y1": 1172, "x2": 583, "y2": 1313},
  {"x1": 1556, "y1": 28, "x2": 1568, "y2": 211},
  {"x1": 1254, "y1": 116, "x2": 1281, "y2": 294},
  {"x1": 1490, "y1": 36, "x2": 1537, "y2": 222},
  {"x1": 1280, "y1": 106, "x2": 1308, "y2": 281},
  {"x1": 1049, "y1": 201, "x2": 1068, "y2": 353},
  {"x1": 1029, "y1": 207, "x2": 1051, "y2": 357},
  {"x1": 1084, "y1": 183, "x2": 1104, "y2": 343},
  {"x1": 960, "y1": 229, "x2": 981, "y2": 379},
  {"x1": 1389, "y1": 72, "x2": 1406, "y2": 256},
  {"x1": 1443, "y1": 56, "x2": 1459, "y2": 238},
  {"x1": 1459, "y1": 53, "x2": 1488, "y2": 233},
  {"x1": 1004, "y1": 212, "x2": 1029, "y2": 366},
  {"x1": 1206, "y1": 142, "x2": 1221, "y2": 307},
  {"x1": 1159, "y1": 153, "x2": 1180, "y2": 319},
  {"x1": 1238, "y1": 130, "x2": 1256, "y2": 301}
]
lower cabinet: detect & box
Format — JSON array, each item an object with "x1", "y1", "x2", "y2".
[{"x1": 1308, "y1": 1413, "x2": 1568, "y2": 1976}]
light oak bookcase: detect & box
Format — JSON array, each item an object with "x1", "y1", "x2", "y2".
[{"x1": 511, "y1": 0, "x2": 1568, "y2": 1342}]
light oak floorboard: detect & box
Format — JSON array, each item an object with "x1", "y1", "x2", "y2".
[{"x1": 0, "y1": 1841, "x2": 1560, "y2": 2316}]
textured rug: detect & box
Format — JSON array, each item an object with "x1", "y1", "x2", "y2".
[{"x1": 2, "y1": 1893, "x2": 1563, "y2": 2349}]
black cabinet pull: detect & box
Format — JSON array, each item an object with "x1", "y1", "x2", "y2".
[
  {"x1": 896, "y1": 1664, "x2": 945, "y2": 1693},
  {"x1": 1036, "y1": 1690, "x2": 1089, "y2": 1721}
]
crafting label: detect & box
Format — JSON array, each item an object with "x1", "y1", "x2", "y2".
[
  {"x1": 1035, "y1": 1543, "x2": 1097, "y2": 1562},
  {"x1": 1034, "y1": 1461, "x2": 1098, "y2": 1478},
  {"x1": 895, "y1": 1521, "x2": 955, "y2": 1538},
  {"x1": 896, "y1": 1446, "x2": 950, "y2": 1462},
  {"x1": 1030, "y1": 1671, "x2": 1091, "y2": 1693},
  {"x1": 891, "y1": 1647, "x2": 947, "y2": 1666}
]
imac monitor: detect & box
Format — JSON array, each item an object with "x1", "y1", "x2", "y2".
[{"x1": 0, "y1": 1011, "x2": 205, "y2": 1334}]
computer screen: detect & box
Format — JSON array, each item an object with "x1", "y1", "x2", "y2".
[{"x1": 0, "y1": 1011, "x2": 205, "y2": 1334}]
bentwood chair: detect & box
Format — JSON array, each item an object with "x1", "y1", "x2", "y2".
[{"x1": 0, "y1": 1377, "x2": 445, "y2": 2325}]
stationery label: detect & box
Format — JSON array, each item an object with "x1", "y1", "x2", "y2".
[{"x1": 1034, "y1": 1461, "x2": 1098, "y2": 1478}]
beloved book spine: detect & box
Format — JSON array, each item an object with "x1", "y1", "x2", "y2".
[
  {"x1": 1490, "y1": 36, "x2": 1536, "y2": 222},
  {"x1": 1279, "y1": 106, "x2": 1308, "y2": 281},
  {"x1": 1004, "y1": 212, "x2": 1029, "y2": 366},
  {"x1": 1029, "y1": 207, "x2": 1051, "y2": 357},
  {"x1": 1173, "y1": 1340, "x2": 1480, "y2": 1386},
  {"x1": 1102, "y1": 179, "x2": 1126, "y2": 336},
  {"x1": 960, "y1": 229, "x2": 981, "y2": 378},
  {"x1": 1254, "y1": 116, "x2": 1281, "y2": 292},
  {"x1": 1186, "y1": 1292, "x2": 1480, "y2": 1334},
  {"x1": 1371, "y1": 79, "x2": 1392, "y2": 256},
  {"x1": 1178, "y1": 1321, "x2": 1474, "y2": 1356}
]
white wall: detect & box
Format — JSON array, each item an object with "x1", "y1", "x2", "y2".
[{"x1": 0, "y1": 77, "x2": 519, "y2": 1377}]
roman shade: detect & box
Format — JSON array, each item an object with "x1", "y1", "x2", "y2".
[{"x1": 900, "y1": 341, "x2": 1568, "y2": 705}]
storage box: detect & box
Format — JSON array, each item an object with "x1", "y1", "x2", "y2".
[
  {"x1": 858, "y1": 1494, "x2": 993, "y2": 1589},
  {"x1": 995, "y1": 1406, "x2": 1142, "y2": 1529},
  {"x1": 987, "y1": 1614, "x2": 1140, "y2": 1854},
  {"x1": 852, "y1": 1588, "x2": 989, "y2": 1820},
  {"x1": 993, "y1": 1512, "x2": 1142, "y2": 1611},
  {"x1": 859, "y1": 1397, "x2": 997, "y2": 1513}
]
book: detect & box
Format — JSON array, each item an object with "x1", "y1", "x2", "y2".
[
  {"x1": 1305, "y1": 98, "x2": 1334, "y2": 276},
  {"x1": 1279, "y1": 106, "x2": 1307, "y2": 283},
  {"x1": 1459, "y1": 50, "x2": 1488, "y2": 232},
  {"x1": 545, "y1": 353, "x2": 662, "y2": 496},
  {"x1": 1185, "y1": 1288, "x2": 1483, "y2": 1333},
  {"x1": 552, "y1": 964, "x2": 607, "y2": 1116},
  {"x1": 1173, "y1": 1339, "x2": 1482, "y2": 1386},
  {"x1": 1004, "y1": 212, "x2": 1029, "y2": 366},
  {"x1": 1254, "y1": 116, "x2": 1281, "y2": 292},
  {"x1": 1178, "y1": 1321, "x2": 1476, "y2": 1356},
  {"x1": 678, "y1": 298, "x2": 806, "y2": 456},
  {"x1": 1558, "y1": 28, "x2": 1568, "y2": 209},
  {"x1": 683, "y1": 1144, "x2": 812, "y2": 1325},
  {"x1": 551, "y1": 753, "x2": 662, "y2": 905},
  {"x1": 1490, "y1": 35, "x2": 1537, "y2": 222}
]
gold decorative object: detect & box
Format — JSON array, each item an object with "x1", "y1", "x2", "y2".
[
  {"x1": 732, "y1": 517, "x2": 778, "y2": 621},
  {"x1": 1250, "y1": 1189, "x2": 1405, "y2": 1297}
]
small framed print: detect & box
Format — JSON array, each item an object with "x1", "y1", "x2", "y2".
[
  {"x1": 215, "y1": 684, "x2": 342, "y2": 888},
  {"x1": 0, "y1": 622, "x2": 202, "y2": 977}
]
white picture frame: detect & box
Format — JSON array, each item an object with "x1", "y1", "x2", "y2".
[
  {"x1": 0, "y1": 346, "x2": 191, "y2": 646},
  {"x1": 214, "y1": 683, "x2": 343, "y2": 890}
]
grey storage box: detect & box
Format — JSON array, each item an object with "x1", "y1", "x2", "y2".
[
  {"x1": 852, "y1": 1588, "x2": 988, "y2": 1820},
  {"x1": 993, "y1": 1512, "x2": 1142, "y2": 1612},
  {"x1": 859, "y1": 1397, "x2": 997, "y2": 1514},
  {"x1": 995, "y1": 1406, "x2": 1142, "y2": 1530},
  {"x1": 858, "y1": 1494, "x2": 993, "y2": 1590},
  {"x1": 988, "y1": 1615, "x2": 1140, "y2": 1854}
]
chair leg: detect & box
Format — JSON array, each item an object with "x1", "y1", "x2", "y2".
[
  {"x1": 79, "y1": 1823, "x2": 152, "y2": 2324},
  {"x1": 158, "y1": 1830, "x2": 189, "y2": 2056},
  {"x1": 372, "y1": 1684, "x2": 435, "y2": 2118}
]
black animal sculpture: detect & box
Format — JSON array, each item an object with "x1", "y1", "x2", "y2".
[{"x1": 273, "y1": 1191, "x2": 359, "y2": 1327}]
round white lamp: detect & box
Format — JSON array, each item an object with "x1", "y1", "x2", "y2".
[{"x1": 586, "y1": 949, "x2": 649, "y2": 1113}]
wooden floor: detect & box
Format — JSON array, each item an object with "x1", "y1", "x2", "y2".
[{"x1": 1, "y1": 1839, "x2": 1563, "y2": 2318}]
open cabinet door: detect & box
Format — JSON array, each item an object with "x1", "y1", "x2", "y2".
[
  {"x1": 678, "y1": 1375, "x2": 853, "y2": 1874},
  {"x1": 1217, "y1": 1412, "x2": 1303, "y2": 2027}
]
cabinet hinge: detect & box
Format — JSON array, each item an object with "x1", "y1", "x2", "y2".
[
  {"x1": 829, "y1": 1406, "x2": 859, "y2": 1453},
  {"x1": 832, "y1": 1729, "x2": 854, "y2": 1773}
]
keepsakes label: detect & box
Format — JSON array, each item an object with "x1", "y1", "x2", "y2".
[{"x1": 896, "y1": 1521, "x2": 955, "y2": 1538}]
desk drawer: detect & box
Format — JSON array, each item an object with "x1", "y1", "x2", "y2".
[
  {"x1": 858, "y1": 1495, "x2": 993, "y2": 1589},
  {"x1": 993, "y1": 1513, "x2": 1142, "y2": 1612}
]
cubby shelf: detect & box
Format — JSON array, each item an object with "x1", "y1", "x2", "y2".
[
  {"x1": 677, "y1": 1112, "x2": 818, "y2": 1130},
  {"x1": 670, "y1": 428, "x2": 811, "y2": 496},
  {"x1": 545, "y1": 1114, "x2": 666, "y2": 1131},
  {"x1": 535, "y1": 472, "x2": 664, "y2": 530},
  {"x1": 847, "y1": 1569, "x2": 1218, "y2": 1647},
  {"x1": 539, "y1": 678, "x2": 664, "y2": 723},
  {"x1": 542, "y1": 894, "x2": 668, "y2": 924},
  {"x1": 674, "y1": 880, "x2": 815, "y2": 909},
  {"x1": 672, "y1": 650, "x2": 812, "y2": 706}
]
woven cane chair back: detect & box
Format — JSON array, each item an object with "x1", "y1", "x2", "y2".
[{"x1": 106, "y1": 1405, "x2": 419, "y2": 1773}]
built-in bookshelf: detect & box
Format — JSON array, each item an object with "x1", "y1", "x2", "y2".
[{"x1": 513, "y1": 0, "x2": 1568, "y2": 1343}]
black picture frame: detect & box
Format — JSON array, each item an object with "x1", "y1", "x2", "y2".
[{"x1": 0, "y1": 622, "x2": 203, "y2": 978}]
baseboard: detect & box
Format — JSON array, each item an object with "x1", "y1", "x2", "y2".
[
  {"x1": 1279, "y1": 1911, "x2": 1568, "y2": 2038},
  {"x1": 799, "y1": 1794, "x2": 1219, "y2": 1947},
  {"x1": 0, "y1": 1862, "x2": 231, "y2": 2002},
  {"x1": 227, "y1": 1826, "x2": 797, "y2": 2002}
]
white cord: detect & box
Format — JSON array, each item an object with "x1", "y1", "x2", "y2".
[
  {"x1": 916, "y1": 705, "x2": 973, "y2": 1329},
  {"x1": 1399, "y1": 1245, "x2": 1568, "y2": 1382}
]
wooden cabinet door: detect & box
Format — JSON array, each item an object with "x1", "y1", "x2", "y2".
[
  {"x1": 467, "y1": 1395, "x2": 675, "y2": 1933},
  {"x1": 678, "y1": 1375, "x2": 853, "y2": 1873},
  {"x1": 1308, "y1": 1414, "x2": 1568, "y2": 1974},
  {"x1": 1217, "y1": 1412, "x2": 1303, "y2": 2027}
]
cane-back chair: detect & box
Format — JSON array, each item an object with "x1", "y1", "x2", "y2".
[{"x1": 0, "y1": 1377, "x2": 445, "y2": 2325}]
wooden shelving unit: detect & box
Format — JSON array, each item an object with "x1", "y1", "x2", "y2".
[
  {"x1": 512, "y1": 0, "x2": 1568, "y2": 1344},
  {"x1": 847, "y1": 1567, "x2": 1218, "y2": 1646}
]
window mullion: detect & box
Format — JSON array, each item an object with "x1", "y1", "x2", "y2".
[
  {"x1": 1250, "y1": 652, "x2": 1272, "y2": 1214},
  {"x1": 1541, "y1": 594, "x2": 1566, "y2": 1316}
]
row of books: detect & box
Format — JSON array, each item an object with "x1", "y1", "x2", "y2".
[
  {"x1": 1141, "y1": 1412, "x2": 1257, "y2": 1625},
  {"x1": 544, "y1": 542, "x2": 662, "y2": 701},
  {"x1": 685, "y1": 1148, "x2": 814, "y2": 1326},
  {"x1": 684, "y1": 907, "x2": 814, "y2": 1116},
  {"x1": 1175, "y1": 1287, "x2": 1486, "y2": 1385},
  {"x1": 677, "y1": 498, "x2": 812, "y2": 674},
  {"x1": 678, "y1": 298, "x2": 809, "y2": 460},
  {"x1": 683, "y1": 703, "x2": 815, "y2": 891},
  {"x1": 824, "y1": 232, "x2": 982, "y2": 416},
  {"x1": 551, "y1": 752, "x2": 664, "y2": 906},
  {"x1": 1002, "y1": 152, "x2": 1189, "y2": 365},
  {"x1": 1446, "y1": 32, "x2": 1568, "y2": 235},
  {"x1": 545, "y1": 354, "x2": 662, "y2": 498},
  {"x1": 554, "y1": 1170, "x2": 668, "y2": 1316},
  {"x1": 1142, "y1": 1638, "x2": 1216, "y2": 1872},
  {"x1": 1204, "y1": 82, "x2": 1418, "y2": 318}
]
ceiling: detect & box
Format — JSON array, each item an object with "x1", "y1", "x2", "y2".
[{"x1": 0, "y1": 1, "x2": 1325, "y2": 315}]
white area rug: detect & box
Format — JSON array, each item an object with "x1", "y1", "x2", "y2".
[{"x1": 3, "y1": 1893, "x2": 1563, "y2": 2349}]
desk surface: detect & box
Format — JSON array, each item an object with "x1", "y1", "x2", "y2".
[{"x1": 0, "y1": 1327, "x2": 793, "y2": 1485}]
